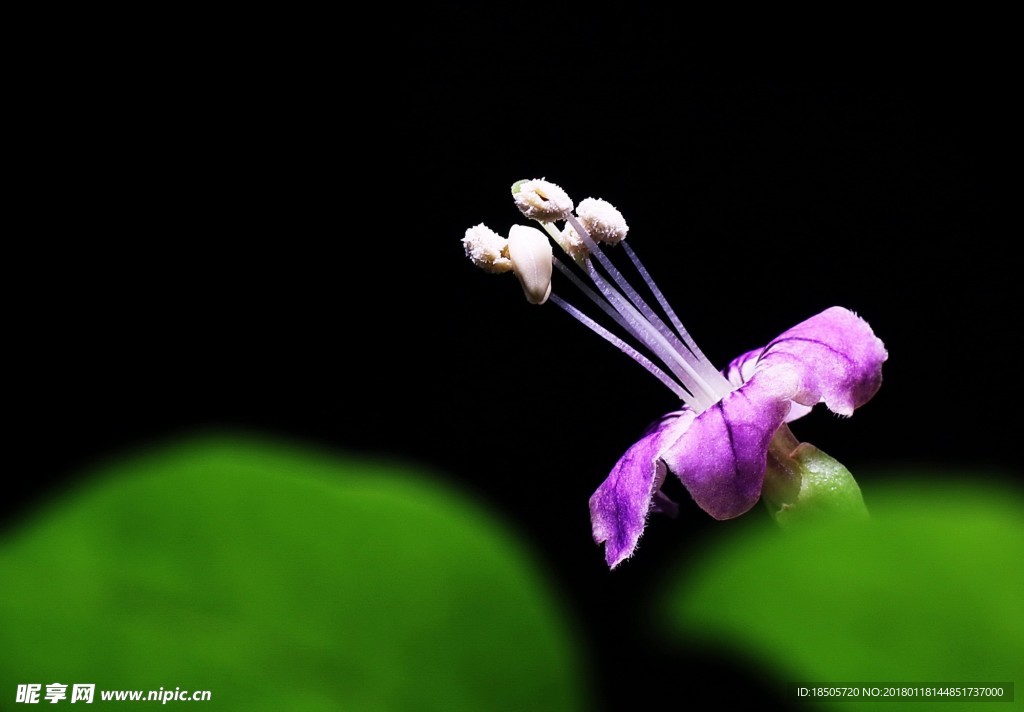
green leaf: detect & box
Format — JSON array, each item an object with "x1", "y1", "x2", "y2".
[
  {"x1": 665, "y1": 474, "x2": 1024, "y2": 711},
  {"x1": 0, "y1": 436, "x2": 585, "y2": 711}
]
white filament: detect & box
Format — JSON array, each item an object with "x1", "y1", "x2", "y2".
[
  {"x1": 535, "y1": 208, "x2": 734, "y2": 412},
  {"x1": 549, "y1": 294, "x2": 690, "y2": 400}
]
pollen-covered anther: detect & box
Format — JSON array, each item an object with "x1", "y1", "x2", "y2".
[
  {"x1": 511, "y1": 178, "x2": 574, "y2": 222},
  {"x1": 462, "y1": 223, "x2": 512, "y2": 273},
  {"x1": 577, "y1": 197, "x2": 629, "y2": 245},
  {"x1": 507, "y1": 225, "x2": 553, "y2": 305},
  {"x1": 559, "y1": 225, "x2": 589, "y2": 258}
]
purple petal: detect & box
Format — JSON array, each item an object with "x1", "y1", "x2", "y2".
[
  {"x1": 724, "y1": 347, "x2": 761, "y2": 388},
  {"x1": 661, "y1": 373, "x2": 792, "y2": 519},
  {"x1": 757, "y1": 306, "x2": 887, "y2": 416},
  {"x1": 590, "y1": 411, "x2": 695, "y2": 568},
  {"x1": 726, "y1": 346, "x2": 812, "y2": 423}
]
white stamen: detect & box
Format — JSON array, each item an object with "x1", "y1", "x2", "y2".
[
  {"x1": 461, "y1": 179, "x2": 739, "y2": 408},
  {"x1": 620, "y1": 241, "x2": 732, "y2": 391},
  {"x1": 580, "y1": 256, "x2": 716, "y2": 410},
  {"x1": 559, "y1": 224, "x2": 589, "y2": 258},
  {"x1": 552, "y1": 256, "x2": 705, "y2": 407},
  {"x1": 577, "y1": 197, "x2": 628, "y2": 245},
  {"x1": 565, "y1": 215, "x2": 727, "y2": 407},
  {"x1": 552, "y1": 259, "x2": 696, "y2": 401},
  {"x1": 462, "y1": 223, "x2": 512, "y2": 273},
  {"x1": 549, "y1": 294, "x2": 690, "y2": 400},
  {"x1": 512, "y1": 179, "x2": 574, "y2": 222},
  {"x1": 507, "y1": 225, "x2": 553, "y2": 305}
]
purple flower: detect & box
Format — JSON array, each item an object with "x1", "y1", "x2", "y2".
[
  {"x1": 590, "y1": 307, "x2": 886, "y2": 568},
  {"x1": 463, "y1": 179, "x2": 887, "y2": 569}
]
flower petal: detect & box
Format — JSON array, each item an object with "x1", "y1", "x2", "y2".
[
  {"x1": 756, "y1": 306, "x2": 887, "y2": 416},
  {"x1": 724, "y1": 348, "x2": 760, "y2": 389},
  {"x1": 726, "y1": 346, "x2": 813, "y2": 423},
  {"x1": 590, "y1": 412, "x2": 695, "y2": 568},
  {"x1": 661, "y1": 373, "x2": 792, "y2": 519}
]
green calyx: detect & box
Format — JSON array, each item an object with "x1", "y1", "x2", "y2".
[{"x1": 763, "y1": 441, "x2": 869, "y2": 527}]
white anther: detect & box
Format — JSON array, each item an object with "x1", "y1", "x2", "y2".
[
  {"x1": 512, "y1": 179, "x2": 574, "y2": 223},
  {"x1": 507, "y1": 225, "x2": 553, "y2": 305},
  {"x1": 577, "y1": 197, "x2": 628, "y2": 244},
  {"x1": 462, "y1": 223, "x2": 512, "y2": 273},
  {"x1": 559, "y1": 224, "x2": 589, "y2": 258}
]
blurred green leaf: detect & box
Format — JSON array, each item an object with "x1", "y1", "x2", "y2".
[
  {"x1": 666, "y1": 474, "x2": 1024, "y2": 711},
  {"x1": 0, "y1": 436, "x2": 585, "y2": 711}
]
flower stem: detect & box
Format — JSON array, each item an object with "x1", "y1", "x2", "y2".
[{"x1": 763, "y1": 424, "x2": 802, "y2": 508}]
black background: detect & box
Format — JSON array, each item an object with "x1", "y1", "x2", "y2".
[{"x1": 11, "y1": 10, "x2": 1018, "y2": 711}]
